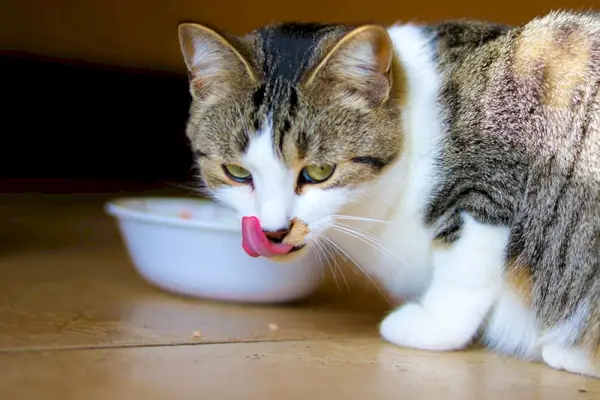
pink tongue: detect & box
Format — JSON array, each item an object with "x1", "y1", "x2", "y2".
[{"x1": 241, "y1": 216, "x2": 293, "y2": 258}]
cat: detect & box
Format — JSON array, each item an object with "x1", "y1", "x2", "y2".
[{"x1": 177, "y1": 10, "x2": 600, "y2": 378}]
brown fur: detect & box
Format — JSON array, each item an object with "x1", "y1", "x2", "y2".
[
  {"x1": 285, "y1": 218, "x2": 310, "y2": 246},
  {"x1": 428, "y1": 12, "x2": 600, "y2": 370},
  {"x1": 513, "y1": 18, "x2": 591, "y2": 108},
  {"x1": 178, "y1": 11, "x2": 600, "y2": 376},
  {"x1": 505, "y1": 260, "x2": 534, "y2": 306}
]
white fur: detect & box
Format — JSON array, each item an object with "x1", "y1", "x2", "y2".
[
  {"x1": 212, "y1": 23, "x2": 598, "y2": 377},
  {"x1": 375, "y1": 25, "x2": 598, "y2": 377},
  {"x1": 215, "y1": 116, "x2": 352, "y2": 237},
  {"x1": 325, "y1": 24, "x2": 444, "y2": 300},
  {"x1": 335, "y1": 41, "x2": 381, "y2": 80},
  {"x1": 539, "y1": 303, "x2": 598, "y2": 377},
  {"x1": 377, "y1": 25, "x2": 598, "y2": 377},
  {"x1": 380, "y1": 214, "x2": 509, "y2": 350},
  {"x1": 191, "y1": 36, "x2": 223, "y2": 78},
  {"x1": 483, "y1": 287, "x2": 541, "y2": 361},
  {"x1": 540, "y1": 302, "x2": 590, "y2": 349},
  {"x1": 242, "y1": 120, "x2": 296, "y2": 231},
  {"x1": 542, "y1": 344, "x2": 600, "y2": 377}
]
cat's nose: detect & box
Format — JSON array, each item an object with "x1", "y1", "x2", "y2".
[{"x1": 262, "y1": 227, "x2": 290, "y2": 243}]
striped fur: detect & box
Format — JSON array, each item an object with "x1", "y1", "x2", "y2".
[
  {"x1": 178, "y1": 11, "x2": 600, "y2": 377},
  {"x1": 429, "y1": 12, "x2": 600, "y2": 369}
]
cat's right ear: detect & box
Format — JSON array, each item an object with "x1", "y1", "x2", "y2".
[
  {"x1": 178, "y1": 23, "x2": 256, "y2": 98},
  {"x1": 303, "y1": 25, "x2": 395, "y2": 106}
]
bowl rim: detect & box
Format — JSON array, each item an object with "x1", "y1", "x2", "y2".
[{"x1": 104, "y1": 196, "x2": 241, "y2": 233}]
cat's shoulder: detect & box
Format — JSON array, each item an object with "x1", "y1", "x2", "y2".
[
  {"x1": 425, "y1": 11, "x2": 600, "y2": 65},
  {"x1": 519, "y1": 10, "x2": 600, "y2": 34},
  {"x1": 427, "y1": 10, "x2": 600, "y2": 42},
  {"x1": 511, "y1": 11, "x2": 600, "y2": 73}
]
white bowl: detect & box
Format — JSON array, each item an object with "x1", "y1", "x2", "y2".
[{"x1": 104, "y1": 197, "x2": 323, "y2": 304}]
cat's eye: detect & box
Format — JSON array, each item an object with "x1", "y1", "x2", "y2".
[
  {"x1": 223, "y1": 164, "x2": 252, "y2": 183},
  {"x1": 301, "y1": 164, "x2": 336, "y2": 184}
]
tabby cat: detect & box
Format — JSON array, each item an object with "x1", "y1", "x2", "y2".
[{"x1": 177, "y1": 11, "x2": 600, "y2": 377}]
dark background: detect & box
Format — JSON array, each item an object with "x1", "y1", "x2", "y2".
[
  {"x1": 1, "y1": 53, "x2": 194, "y2": 191},
  {"x1": 1, "y1": 0, "x2": 598, "y2": 193}
]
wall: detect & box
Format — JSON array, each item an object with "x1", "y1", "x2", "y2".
[
  {"x1": 1, "y1": 0, "x2": 599, "y2": 188},
  {"x1": 3, "y1": 0, "x2": 598, "y2": 73}
]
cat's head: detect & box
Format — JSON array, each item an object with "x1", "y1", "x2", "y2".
[{"x1": 178, "y1": 22, "x2": 405, "y2": 260}]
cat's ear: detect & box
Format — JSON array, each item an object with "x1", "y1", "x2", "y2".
[
  {"x1": 178, "y1": 23, "x2": 256, "y2": 97},
  {"x1": 304, "y1": 25, "x2": 394, "y2": 105}
]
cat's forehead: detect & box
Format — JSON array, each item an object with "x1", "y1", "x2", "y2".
[
  {"x1": 253, "y1": 23, "x2": 351, "y2": 84},
  {"x1": 237, "y1": 24, "x2": 352, "y2": 162},
  {"x1": 247, "y1": 23, "x2": 352, "y2": 118}
]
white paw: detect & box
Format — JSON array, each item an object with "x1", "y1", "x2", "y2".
[
  {"x1": 379, "y1": 303, "x2": 474, "y2": 351},
  {"x1": 542, "y1": 344, "x2": 600, "y2": 378}
]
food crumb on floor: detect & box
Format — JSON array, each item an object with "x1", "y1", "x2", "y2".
[
  {"x1": 268, "y1": 323, "x2": 279, "y2": 331},
  {"x1": 192, "y1": 330, "x2": 203, "y2": 339},
  {"x1": 180, "y1": 210, "x2": 193, "y2": 220}
]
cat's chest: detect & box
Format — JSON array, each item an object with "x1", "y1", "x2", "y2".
[{"x1": 328, "y1": 208, "x2": 434, "y2": 301}]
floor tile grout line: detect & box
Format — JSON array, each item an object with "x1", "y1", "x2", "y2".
[{"x1": 0, "y1": 334, "x2": 379, "y2": 354}]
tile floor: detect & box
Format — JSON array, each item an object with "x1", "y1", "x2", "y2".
[{"x1": 0, "y1": 193, "x2": 598, "y2": 399}]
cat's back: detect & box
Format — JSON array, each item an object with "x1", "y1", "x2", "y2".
[
  {"x1": 427, "y1": 11, "x2": 600, "y2": 230},
  {"x1": 432, "y1": 11, "x2": 600, "y2": 71},
  {"x1": 433, "y1": 11, "x2": 600, "y2": 147},
  {"x1": 426, "y1": 11, "x2": 600, "y2": 343},
  {"x1": 511, "y1": 11, "x2": 600, "y2": 112}
]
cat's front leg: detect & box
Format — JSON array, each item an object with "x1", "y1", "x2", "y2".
[{"x1": 380, "y1": 214, "x2": 510, "y2": 351}]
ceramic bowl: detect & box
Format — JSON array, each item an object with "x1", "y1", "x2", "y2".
[{"x1": 105, "y1": 197, "x2": 323, "y2": 304}]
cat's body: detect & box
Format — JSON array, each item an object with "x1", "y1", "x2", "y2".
[{"x1": 178, "y1": 11, "x2": 600, "y2": 377}]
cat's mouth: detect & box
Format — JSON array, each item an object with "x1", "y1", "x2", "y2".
[
  {"x1": 241, "y1": 216, "x2": 305, "y2": 258},
  {"x1": 289, "y1": 244, "x2": 306, "y2": 253}
]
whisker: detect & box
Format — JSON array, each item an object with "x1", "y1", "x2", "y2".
[
  {"x1": 333, "y1": 222, "x2": 379, "y2": 241},
  {"x1": 320, "y1": 237, "x2": 350, "y2": 292},
  {"x1": 330, "y1": 223, "x2": 403, "y2": 266},
  {"x1": 163, "y1": 181, "x2": 214, "y2": 200},
  {"x1": 321, "y1": 236, "x2": 389, "y2": 303},
  {"x1": 331, "y1": 215, "x2": 390, "y2": 224},
  {"x1": 314, "y1": 236, "x2": 340, "y2": 291},
  {"x1": 164, "y1": 181, "x2": 198, "y2": 196},
  {"x1": 330, "y1": 222, "x2": 412, "y2": 276},
  {"x1": 307, "y1": 240, "x2": 326, "y2": 285}
]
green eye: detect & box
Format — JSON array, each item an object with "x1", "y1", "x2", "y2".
[
  {"x1": 301, "y1": 164, "x2": 336, "y2": 183},
  {"x1": 223, "y1": 164, "x2": 252, "y2": 183}
]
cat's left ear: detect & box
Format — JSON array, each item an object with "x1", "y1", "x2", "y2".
[
  {"x1": 304, "y1": 25, "x2": 394, "y2": 105},
  {"x1": 178, "y1": 23, "x2": 256, "y2": 98}
]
